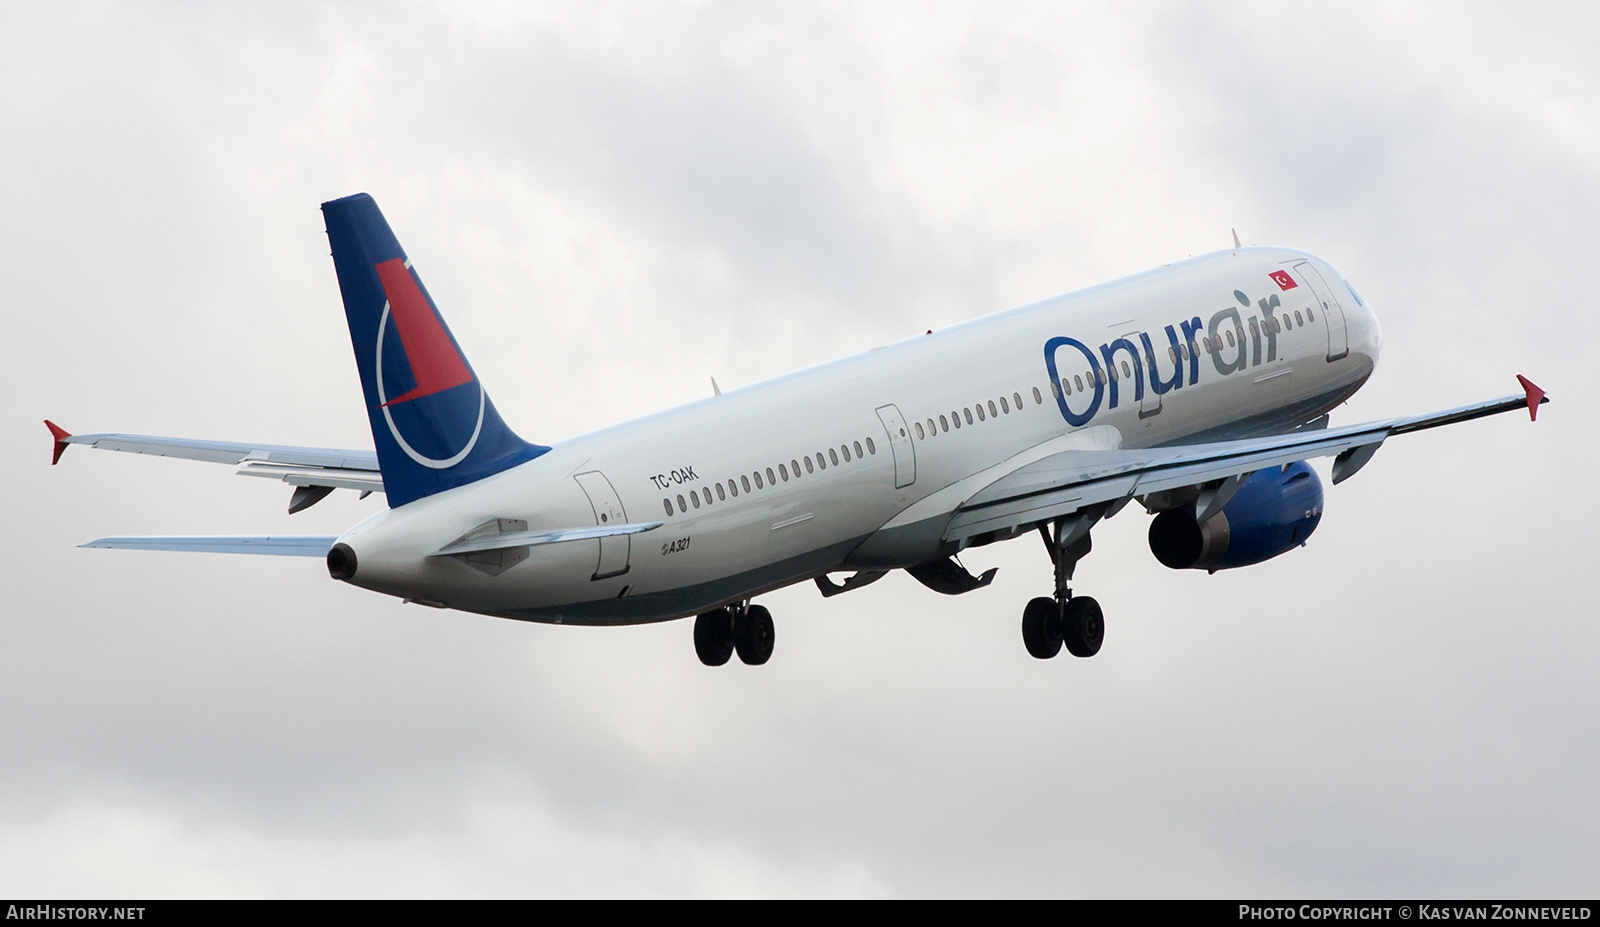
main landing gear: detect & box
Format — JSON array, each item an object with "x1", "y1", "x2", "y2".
[
  {"x1": 1022, "y1": 512, "x2": 1106, "y2": 660},
  {"x1": 694, "y1": 602, "x2": 774, "y2": 667}
]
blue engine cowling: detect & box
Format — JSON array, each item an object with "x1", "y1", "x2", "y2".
[{"x1": 1148, "y1": 461, "x2": 1323, "y2": 571}]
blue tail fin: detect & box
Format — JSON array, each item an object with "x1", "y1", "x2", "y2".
[{"x1": 321, "y1": 193, "x2": 546, "y2": 507}]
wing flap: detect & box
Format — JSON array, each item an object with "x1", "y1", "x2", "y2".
[{"x1": 81, "y1": 536, "x2": 337, "y2": 556}]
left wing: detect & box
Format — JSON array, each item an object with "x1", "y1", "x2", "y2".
[
  {"x1": 46, "y1": 421, "x2": 383, "y2": 512},
  {"x1": 945, "y1": 376, "x2": 1548, "y2": 544}
]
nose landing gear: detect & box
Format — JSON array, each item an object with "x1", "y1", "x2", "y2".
[
  {"x1": 694, "y1": 602, "x2": 774, "y2": 666},
  {"x1": 1022, "y1": 512, "x2": 1106, "y2": 660}
]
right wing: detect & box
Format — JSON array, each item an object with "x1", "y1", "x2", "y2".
[
  {"x1": 46, "y1": 421, "x2": 383, "y2": 511},
  {"x1": 944, "y1": 377, "x2": 1548, "y2": 544}
]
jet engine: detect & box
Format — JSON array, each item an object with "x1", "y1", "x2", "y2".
[{"x1": 1148, "y1": 461, "x2": 1323, "y2": 571}]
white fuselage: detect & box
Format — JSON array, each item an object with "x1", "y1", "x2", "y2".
[{"x1": 336, "y1": 246, "x2": 1381, "y2": 624}]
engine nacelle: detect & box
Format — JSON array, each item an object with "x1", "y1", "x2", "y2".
[{"x1": 1148, "y1": 461, "x2": 1323, "y2": 571}]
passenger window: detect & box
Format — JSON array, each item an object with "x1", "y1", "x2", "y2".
[
  {"x1": 663, "y1": 499, "x2": 673, "y2": 517},
  {"x1": 853, "y1": 441, "x2": 864, "y2": 457},
  {"x1": 926, "y1": 418, "x2": 936, "y2": 435},
  {"x1": 999, "y1": 397, "x2": 1009, "y2": 414},
  {"x1": 742, "y1": 475, "x2": 752, "y2": 493},
  {"x1": 729, "y1": 479, "x2": 739, "y2": 497},
  {"x1": 716, "y1": 482, "x2": 726, "y2": 502},
  {"x1": 804, "y1": 456, "x2": 814, "y2": 474},
  {"x1": 952, "y1": 411, "x2": 962, "y2": 428},
  {"x1": 976, "y1": 404, "x2": 986, "y2": 422},
  {"x1": 987, "y1": 400, "x2": 998, "y2": 417},
  {"x1": 1295, "y1": 310, "x2": 1304, "y2": 326},
  {"x1": 1063, "y1": 378, "x2": 1072, "y2": 396},
  {"x1": 829, "y1": 448, "x2": 839, "y2": 466},
  {"x1": 791, "y1": 459, "x2": 801, "y2": 477},
  {"x1": 1225, "y1": 330, "x2": 1235, "y2": 347},
  {"x1": 703, "y1": 487, "x2": 713, "y2": 505},
  {"x1": 1014, "y1": 392, "x2": 1023, "y2": 409},
  {"x1": 963, "y1": 408, "x2": 973, "y2": 425},
  {"x1": 939, "y1": 414, "x2": 949, "y2": 432},
  {"x1": 690, "y1": 492, "x2": 700, "y2": 509},
  {"x1": 1108, "y1": 365, "x2": 1118, "y2": 382},
  {"x1": 915, "y1": 421, "x2": 925, "y2": 440},
  {"x1": 842, "y1": 444, "x2": 852, "y2": 462},
  {"x1": 1169, "y1": 346, "x2": 1178, "y2": 364},
  {"x1": 779, "y1": 463, "x2": 789, "y2": 481},
  {"x1": 816, "y1": 452, "x2": 825, "y2": 470},
  {"x1": 1307, "y1": 307, "x2": 1315, "y2": 322},
  {"x1": 1073, "y1": 374, "x2": 1083, "y2": 392},
  {"x1": 1120, "y1": 361, "x2": 1131, "y2": 378},
  {"x1": 766, "y1": 466, "x2": 776, "y2": 485},
  {"x1": 678, "y1": 494, "x2": 688, "y2": 513},
  {"x1": 866, "y1": 437, "x2": 876, "y2": 454}
]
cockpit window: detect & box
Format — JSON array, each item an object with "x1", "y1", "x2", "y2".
[{"x1": 1345, "y1": 280, "x2": 1365, "y2": 306}]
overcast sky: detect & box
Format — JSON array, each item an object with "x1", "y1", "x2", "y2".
[{"x1": 2, "y1": 1, "x2": 1595, "y2": 898}]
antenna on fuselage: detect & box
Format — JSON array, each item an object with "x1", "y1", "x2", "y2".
[
  {"x1": 711, "y1": 376, "x2": 722, "y2": 398},
  {"x1": 1232, "y1": 228, "x2": 1242, "y2": 250}
]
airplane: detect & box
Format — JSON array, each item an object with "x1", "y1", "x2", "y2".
[{"x1": 47, "y1": 193, "x2": 1549, "y2": 666}]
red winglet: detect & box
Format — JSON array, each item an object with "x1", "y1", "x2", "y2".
[
  {"x1": 1515, "y1": 375, "x2": 1546, "y2": 422},
  {"x1": 44, "y1": 420, "x2": 71, "y2": 465}
]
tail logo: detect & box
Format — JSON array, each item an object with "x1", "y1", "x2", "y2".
[{"x1": 372, "y1": 259, "x2": 485, "y2": 469}]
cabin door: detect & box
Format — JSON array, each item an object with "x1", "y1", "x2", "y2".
[
  {"x1": 1292, "y1": 262, "x2": 1350, "y2": 362},
  {"x1": 1126, "y1": 329, "x2": 1162, "y2": 418},
  {"x1": 573, "y1": 470, "x2": 631, "y2": 580},
  {"x1": 875, "y1": 404, "x2": 917, "y2": 489}
]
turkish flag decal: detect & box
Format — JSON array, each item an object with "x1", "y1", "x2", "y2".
[{"x1": 1269, "y1": 270, "x2": 1298, "y2": 291}]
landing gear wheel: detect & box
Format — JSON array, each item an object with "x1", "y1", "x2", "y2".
[
  {"x1": 734, "y1": 604, "x2": 775, "y2": 665},
  {"x1": 1021, "y1": 597, "x2": 1063, "y2": 659},
  {"x1": 1061, "y1": 596, "x2": 1104, "y2": 658},
  {"x1": 694, "y1": 608, "x2": 735, "y2": 666}
]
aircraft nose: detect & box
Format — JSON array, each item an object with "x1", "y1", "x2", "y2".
[{"x1": 1349, "y1": 294, "x2": 1382, "y2": 371}]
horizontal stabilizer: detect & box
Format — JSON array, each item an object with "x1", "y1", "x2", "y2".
[
  {"x1": 433, "y1": 521, "x2": 663, "y2": 557},
  {"x1": 81, "y1": 536, "x2": 337, "y2": 557}
]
